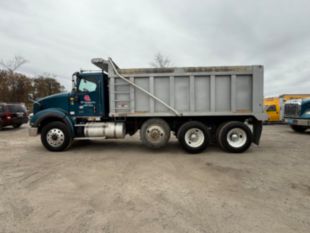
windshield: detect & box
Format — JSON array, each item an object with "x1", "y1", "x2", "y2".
[{"x1": 265, "y1": 105, "x2": 276, "y2": 112}]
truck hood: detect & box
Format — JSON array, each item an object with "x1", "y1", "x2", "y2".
[
  {"x1": 302, "y1": 98, "x2": 310, "y2": 105},
  {"x1": 300, "y1": 98, "x2": 310, "y2": 117},
  {"x1": 34, "y1": 92, "x2": 70, "y2": 114}
]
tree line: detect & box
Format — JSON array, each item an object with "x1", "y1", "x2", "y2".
[{"x1": 0, "y1": 56, "x2": 65, "y2": 110}]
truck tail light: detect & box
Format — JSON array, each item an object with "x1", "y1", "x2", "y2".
[{"x1": 4, "y1": 112, "x2": 12, "y2": 120}]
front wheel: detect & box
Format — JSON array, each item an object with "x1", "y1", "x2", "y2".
[
  {"x1": 41, "y1": 122, "x2": 72, "y2": 152},
  {"x1": 217, "y1": 121, "x2": 252, "y2": 153},
  {"x1": 177, "y1": 121, "x2": 209, "y2": 154}
]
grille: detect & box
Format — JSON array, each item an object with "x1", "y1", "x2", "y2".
[{"x1": 284, "y1": 104, "x2": 300, "y2": 118}]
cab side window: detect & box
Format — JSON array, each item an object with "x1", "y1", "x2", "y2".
[{"x1": 78, "y1": 77, "x2": 97, "y2": 93}]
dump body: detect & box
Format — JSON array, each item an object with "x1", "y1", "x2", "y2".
[{"x1": 105, "y1": 62, "x2": 265, "y2": 121}]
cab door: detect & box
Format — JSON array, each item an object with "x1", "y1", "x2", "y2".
[{"x1": 71, "y1": 74, "x2": 103, "y2": 117}]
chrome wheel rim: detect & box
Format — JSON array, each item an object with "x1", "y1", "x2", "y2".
[
  {"x1": 184, "y1": 128, "x2": 205, "y2": 148},
  {"x1": 46, "y1": 128, "x2": 65, "y2": 147},
  {"x1": 226, "y1": 128, "x2": 247, "y2": 148},
  {"x1": 146, "y1": 125, "x2": 165, "y2": 144}
]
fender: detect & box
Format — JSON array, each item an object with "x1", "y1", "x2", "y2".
[{"x1": 31, "y1": 108, "x2": 75, "y2": 136}]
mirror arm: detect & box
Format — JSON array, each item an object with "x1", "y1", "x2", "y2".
[{"x1": 28, "y1": 94, "x2": 41, "y2": 106}]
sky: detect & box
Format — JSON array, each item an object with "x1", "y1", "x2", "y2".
[{"x1": 0, "y1": 0, "x2": 310, "y2": 96}]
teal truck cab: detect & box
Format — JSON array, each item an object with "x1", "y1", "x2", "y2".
[
  {"x1": 29, "y1": 71, "x2": 113, "y2": 151},
  {"x1": 29, "y1": 58, "x2": 266, "y2": 154},
  {"x1": 284, "y1": 98, "x2": 310, "y2": 132}
]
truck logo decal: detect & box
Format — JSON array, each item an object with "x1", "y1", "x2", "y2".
[{"x1": 84, "y1": 95, "x2": 91, "y2": 102}]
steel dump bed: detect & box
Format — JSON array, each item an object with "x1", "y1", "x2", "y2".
[{"x1": 92, "y1": 58, "x2": 265, "y2": 121}]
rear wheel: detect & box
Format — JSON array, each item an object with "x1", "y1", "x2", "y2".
[
  {"x1": 217, "y1": 121, "x2": 252, "y2": 153},
  {"x1": 41, "y1": 122, "x2": 72, "y2": 152},
  {"x1": 177, "y1": 121, "x2": 208, "y2": 154},
  {"x1": 290, "y1": 125, "x2": 307, "y2": 133},
  {"x1": 140, "y1": 118, "x2": 170, "y2": 149}
]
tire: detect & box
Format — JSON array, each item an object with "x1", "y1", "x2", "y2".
[
  {"x1": 41, "y1": 121, "x2": 72, "y2": 152},
  {"x1": 140, "y1": 118, "x2": 170, "y2": 149},
  {"x1": 217, "y1": 121, "x2": 252, "y2": 153},
  {"x1": 290, "y1": 125, "x2": 307, "y2": 133},
  {"x1": 177, "y1": 121, "x2": 208, "y2": 154},
  {"x1": 13, "y1": 123, "x2": 22, "y2": 128}
]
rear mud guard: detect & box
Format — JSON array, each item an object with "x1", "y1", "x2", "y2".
[{"x1": 252, "y1": 120, "x2": 263, "y2": 145}]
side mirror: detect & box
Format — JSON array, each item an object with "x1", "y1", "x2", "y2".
[
  {"x1": 28, "y1": 93, "x2": 40, "y2": 106},
  {"x1": 28, "y1": 93, "x2": 34, "y2": 101},
  {"x1": 72, "y1": 72, "x2": 78, "y2": 92}
]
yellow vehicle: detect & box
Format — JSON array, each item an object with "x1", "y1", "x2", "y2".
[
  {"x1": 264, "y1": 94, "x2": 310, "y2": 123},
  {"x1": 264, "y1": 97, "x2": 280, "y2": 122}
]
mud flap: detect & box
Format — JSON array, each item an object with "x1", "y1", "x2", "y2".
[{"x1": 252, "y1": 120, "x2": 263, "y2": 145}]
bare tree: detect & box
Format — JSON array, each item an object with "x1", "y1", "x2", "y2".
[
  {"x1": 0, "y1": 55, "x2": 28, "y2": 72},
  {"x1": 150, "y1": 52, "x2": 171, "y2": 68},
  {"x1": 33, "y1": 73, "x2": 65, "y2": 98}
]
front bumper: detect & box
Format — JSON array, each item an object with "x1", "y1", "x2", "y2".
[
  {"x1": 285, "y1": 118, "x2": 310, "y2": 126},
  {"x1": 15, "y1": 116, "x2": 29, "y2": 124},
  {"x1": 28, "y1": 127, "x2": 38, "y2": 136}
]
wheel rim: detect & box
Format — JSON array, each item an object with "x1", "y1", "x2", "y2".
[
  {"x1": 184, "y1": 128, "x2": 205, "y2": 148},
  {"x1": 226, "y1": 128, "x2": 247, "y2": 148},
  {"x1": 46, "y1": 128, "x2": 65, "y2": 148},
  {"x1": 145, "y1": 125, "x2": 166, "y2": 144}
]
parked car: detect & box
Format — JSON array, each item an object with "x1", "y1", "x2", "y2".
[{"x1": 0, "y1": 103, "x2": 29, "y2": 130}]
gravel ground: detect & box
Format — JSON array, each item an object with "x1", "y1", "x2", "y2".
[{"x1": 0, "y1": 125, "x2": 309, "y2": 233}]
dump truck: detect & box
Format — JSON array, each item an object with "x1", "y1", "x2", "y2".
[
  {"x1": 284, "y1": 98, "x2": 310, "y2": 133},
  {"x1": 28, "y1": 58, "x2": 266, "y2": 153}
]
